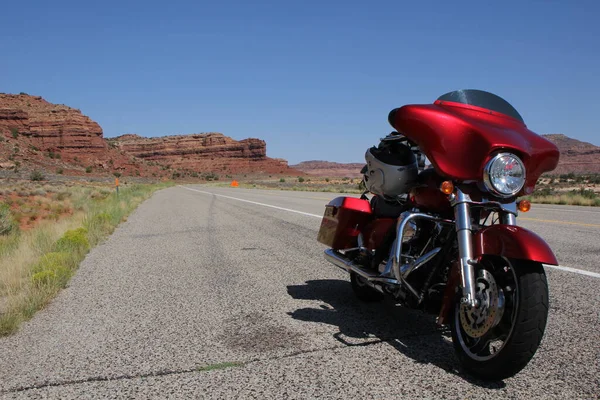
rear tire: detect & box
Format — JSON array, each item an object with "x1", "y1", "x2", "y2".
[
  {"x1": 451, "y1": 258, "x2": 549, "y2": 380},
  {"x1": 350, "y1": 272, "x2": 384, "y2": 302}
]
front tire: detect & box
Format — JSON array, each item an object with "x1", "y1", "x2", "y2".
[{"x1": 450, "y1": 257, "x2": 549, "y2": 380}]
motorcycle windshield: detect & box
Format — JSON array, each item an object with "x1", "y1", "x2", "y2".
[
  {"x1": 436, "y1": 89, "x2": 524, "y2": 123},
  {"x1": 387, "y1": 90, "x2": 560, "y2": 194}
]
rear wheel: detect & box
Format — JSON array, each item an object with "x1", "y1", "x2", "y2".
[
  {"x1": 450, "y1": 257, "x2": 549, "y2": 380},
  {"x1": 350, "y1": 272, "x2": 384, "y2": 302}
]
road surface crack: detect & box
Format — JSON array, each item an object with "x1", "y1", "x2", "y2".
[{"x1": 2, "y1": 330, "x2": 444, "y2": 394}]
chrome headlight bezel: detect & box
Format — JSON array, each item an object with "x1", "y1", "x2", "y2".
[{"x1": 483, "y1": 153, "x2": 526, "y2": 198}]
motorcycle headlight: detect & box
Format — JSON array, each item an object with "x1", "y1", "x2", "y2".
[{"x1": 483, "y1": 153, "x2": 526, "y2": 197}]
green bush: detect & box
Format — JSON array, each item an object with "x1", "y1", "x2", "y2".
[
  {"x1": 298, "y1": 177, "x2": 305, "y2": 183},
  {"x1": 85, "y1": 166, "x2": 93, "y2": 173},
  {"x1": 10, "y1": 128, "x2": 18, "y2": 138},
  {"x1": 279, "y1": 178, "x2": 285, "y2": 183},
  {"x1": 31, "y1": 266, "x2": 71, "y2": 288},
  {"x1": 30, "y1": 170, "x2": 45, "y2": 181},
  {"x1": 54, "y1": 228, "x2": 90, "y2": 252},
  {"x1": 325, "y1": 178, "x2": 330, "y2": 182},
  {"x1": 56, "y1": 168, "x2": 64, "y2": 175},
  {"x1": 31, "y1": 252, "x2": 73, "y2": 288},
  {"x1": 0, "y1": 203, "x2": 18, "y2": 236},
  {"x1": 113, "y1": 172, "x2": 122, "y2": 178}
]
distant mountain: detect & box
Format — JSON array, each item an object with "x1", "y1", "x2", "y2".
[
  {"x1": 294, "y1": 134, "x2": 600, "y2": 177},
  {"x1": 290, "y1": 161, "x2": 364, "y2": 177},
  {"x1": 542, "y1": 134, "x2": 600, "y2": 174}
]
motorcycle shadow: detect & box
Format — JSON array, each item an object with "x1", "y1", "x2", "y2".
[{"x1": 286, "y1": 279, "x2": 506, "y2": 389}]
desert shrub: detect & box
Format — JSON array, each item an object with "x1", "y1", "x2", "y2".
[
  {"x1": 10, "y1": 128, "x2": 18, "y2": 138},
  {"x1": 571, "y1": 187, "x2": 597, "y2": 199},
  {"x1": 190, "y1": 172, "x2": 199, "y2": 178},
  {"x1": 280, "y1": 178, "x2": 285, "y2": 183},
  {"x1": 90, "y1": 189, "x2": 111, "y2": 200},
  {"x1": 85, "y1": 166, "x2": 93, "y2": 173},
  {"x1": 0, "y1": 203, "x2": 18, "y2": 236},
  {"x1": 56, "y1": 168, "x2": 63, "y2": 174},
  {"x1": 32, "y1": 189, "x2": 46, "y2": 196},
  {"x1": 53, "y1": 228, "x2": 90, "y2": 253},
  {"x1": 172, "y1": 172, "x2": 181, "y2": 179},
  {"x1": 203, "y1": 172, "x2": 219, "y2": 181},
  {"x1": 533, "y1": 187, "x2": 555, "y2": 197},
  {"x1": 325, "y1": 178, "x2": 330, "y2": 182},
  {"x1": 55, "y1": 191, "x2": 71, "y2": 201},
  {"x1": 30, "y1": 170, "x2": 45, "y2": 181},
  {"x1": 298, "y1": 177, "x2": 305, "y2": 183},
  {"x1": 113, "y1": 172, "x2": 122, "y2": 178},
  {"x1": 31, "y1": 252, "x2": 73, "y2": 288}
]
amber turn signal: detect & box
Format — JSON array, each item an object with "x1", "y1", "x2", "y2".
[
  {"x1": 440, "y1": 181, "x2": 454, "y2": 195},
  {"x1": 517, "y1": 200, "x2": 531, "y2": 212}
]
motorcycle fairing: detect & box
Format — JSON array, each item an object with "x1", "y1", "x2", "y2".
[
  {"x1": 388, "y1": 101, "x2": 559, "y2": 195},
  {"x1": 473, "y1": 224, "x2": 559, "y2": 265}
]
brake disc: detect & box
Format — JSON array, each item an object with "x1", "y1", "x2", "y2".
[{"x1": 459, "y1": 269, "x2": 505, "y2": 338}]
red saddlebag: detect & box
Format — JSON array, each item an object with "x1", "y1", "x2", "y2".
[{"x1": 317, "y1": 197, "x2": 373, "y2": 250}]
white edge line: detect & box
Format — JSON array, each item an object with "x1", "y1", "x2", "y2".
[
  {"x1": 179, "y1": 186, "x2": 600, "y2": 279},
  {"x1": 543, "y1": 264, "x2": 600, "y2": 279},
  {"x1": 179, "y1": 185, "x2": 322, "y2": 218}
]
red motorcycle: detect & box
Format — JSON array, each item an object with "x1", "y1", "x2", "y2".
[{"x1": 318, "y1": 89, "x2": 559, "y2": 380}]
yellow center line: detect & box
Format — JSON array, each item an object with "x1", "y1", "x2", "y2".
[{"x1": 520, "y1": 217, "x2": 600, "y2": 228}]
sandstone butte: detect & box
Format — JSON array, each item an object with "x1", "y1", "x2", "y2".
[
  {"x1": 0, "y1": 93, "x2": 297, "y2": 176},
  {"x1": 110, "y1": 133, "x2": 294, "y2": 174}
]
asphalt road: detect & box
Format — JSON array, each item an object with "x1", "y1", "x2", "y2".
[{"x1": 1, "y1": 186, "x2": 598, "y2": 399}]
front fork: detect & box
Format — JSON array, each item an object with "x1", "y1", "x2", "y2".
[{"x1": 453, "y1": 188, "x2": 516, "y2": 309}]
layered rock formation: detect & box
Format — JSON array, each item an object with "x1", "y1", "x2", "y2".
[
  {"x1": 290, "y1": 161, "x2": 364, "y2": 177},
  {"x1": 0, "y1": 94, "x2": 107, "y2": 160},
  {"x1": 111, "y1": 133, "x2": 292, "y2": 174},
  {"x1": 542, "y1": 134, "x2": 600, "y2": 174},
  {"x1": 0, "y1": 94, "x2": 296, "y2": 177}
]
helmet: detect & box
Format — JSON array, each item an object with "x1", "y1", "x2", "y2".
[{"x1": 363, "y1": 141, "x2": 418, "y2": 198}]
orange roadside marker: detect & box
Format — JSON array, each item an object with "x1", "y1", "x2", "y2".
[{"x1": 230, "y1": 180, "x2": 239, "y2": 187}]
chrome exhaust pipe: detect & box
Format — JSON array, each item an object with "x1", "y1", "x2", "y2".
[{"x1": 324, "y1": 249, "x2": 399, "y2": 292}]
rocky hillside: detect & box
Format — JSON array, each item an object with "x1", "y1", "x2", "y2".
[
  {"x1": 111, "y1": 133, "x2": 295, "y2": 174},
  {"x1": 290, "y1": 161, "x2": 364, "y2": 177},
  {"x1": 0, "y1": 93, "x2": 168, "y2": 178},
  {"x1": 542, "y1": 134, "x2": 600, "y2": 174},
  {"x1": 0, "y1": 94, "x2": 297, "y2": 178}
]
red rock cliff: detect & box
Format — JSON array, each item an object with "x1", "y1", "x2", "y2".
[
  {"x1": 0, "y1": 94, "x2": 107, "y2": 159},
  {"x1": 112, "y1": 133, "x2": 292, "y2": 174},
  {"x1": 542, "y1": 134, "x2": 600, "y2": 174}
]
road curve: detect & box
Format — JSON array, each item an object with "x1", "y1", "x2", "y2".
[{"x1": 0, "y1": 186, "x2": 597, "y2": 399}]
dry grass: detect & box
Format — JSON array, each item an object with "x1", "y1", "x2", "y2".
[
  {"x1": 527, "y1": 194, "x2": 600, "y2": 206},
  {"x1": 0, "y1": 183, "x2": 171, "y2": 335}
]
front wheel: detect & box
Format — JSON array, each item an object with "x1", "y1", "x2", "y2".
[{"x1": 450, "y1": 257, "x2": 549, "y2": 380}]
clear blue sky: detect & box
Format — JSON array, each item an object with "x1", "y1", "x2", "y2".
[{"x1": 1, "y1": 0, "x2": 598, "y2": 163}]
